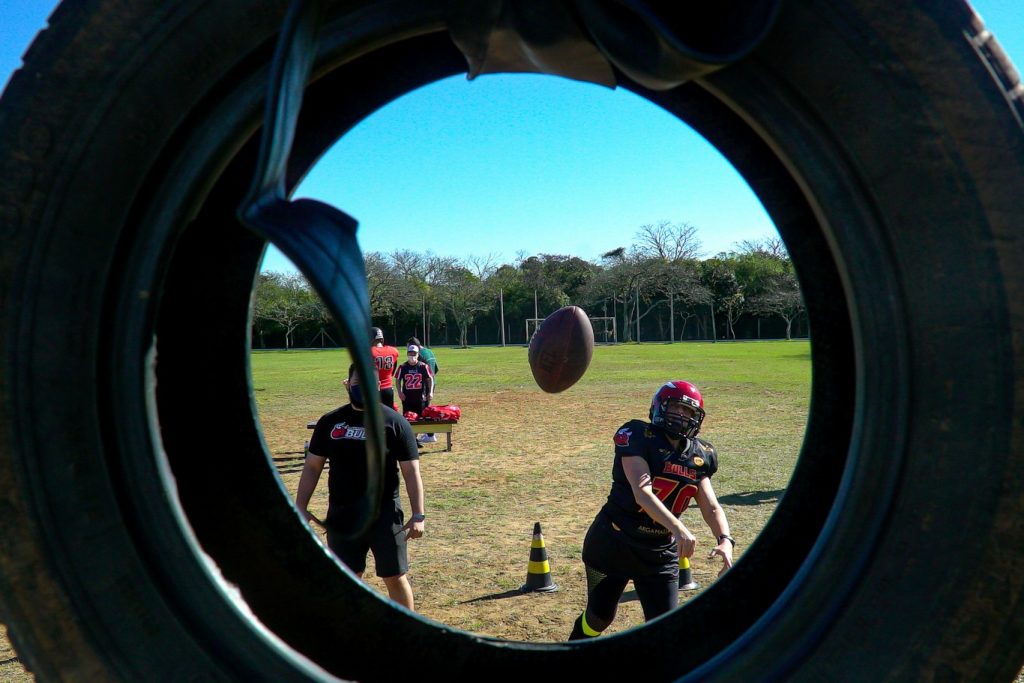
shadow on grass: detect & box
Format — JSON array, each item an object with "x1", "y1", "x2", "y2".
[
  {"x1": 718, "y1": 489, "x2": 785, "y2": 506},
  {"x1": 620, "y1": 586, "x2": 702, "y2": 604},
  {"x1": 273, "y1": 452, "x2": 311, "y2": 475},
  {"x1": 460, "y1": 589, "x2": 531, "y2": 604}
]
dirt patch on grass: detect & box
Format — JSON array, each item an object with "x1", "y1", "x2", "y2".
[
  {"x1": 0, "y1": 343, "x2": 808, "y2": 673},
  {"x1": 271, "y1": 387, "x2": 775, "y2": 642}
]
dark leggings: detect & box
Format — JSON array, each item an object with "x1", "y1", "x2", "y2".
[
  {"x1": 583, "y1": 564, "x2": 678, "y2": 630},
  {"x1": 402, "y1": 396, "x2": 424, "y2": 417},
  {"x1": 569, "y1": 514, "x2": 678, "y2": 639}
]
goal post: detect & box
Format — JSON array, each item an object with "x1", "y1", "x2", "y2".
[
  {"x1": 525, "y1": 318, "x2": 543, "y2": 343},
  {"x1": 526, "y1": 316, "x2": 617, "y2": 344},
  {"x1": 588, "y1": 316, "x2": 617, "y2": 344}
]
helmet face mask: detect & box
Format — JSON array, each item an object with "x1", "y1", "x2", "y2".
[{"x1": 650, "y1": 381, "x2": 705, "y2": 438}]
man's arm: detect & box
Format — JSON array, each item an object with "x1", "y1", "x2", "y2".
[
  {"x1": 399, "y1": 459, "x2": 425, "y2": 540},
  {"x1": 621, "y1": 456, "x2": 697, "y2": 556},
  {"x1": 696, "y1": 477, "x2": 733, "y2": 574},
  {"x1": 295, "y1": 453, "x2": 327, "y2": 527}
]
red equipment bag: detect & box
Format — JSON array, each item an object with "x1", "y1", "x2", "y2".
[
  {"x1": 421, "y1": 404, "x2": 461, "y2": 422},
  {"x1": 403, "y1": 411, "x2": 419, "y2": 422}
]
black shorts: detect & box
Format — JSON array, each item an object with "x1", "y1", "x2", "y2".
[
  {"x1": 327, "y1": 498, "x2": 408, "y2": 578},
  {"x1": 583, "y1": 512, "x2": 679, "y2": 581},
  {"x1": 379, "y1": 387, "x2": 395, "y2": 409},
  {"x1": 581, "y1": 512, "x2": 679, "y2": 622},
  {"x1": 402, "y1": 396, "x2": 424, "y2": 417}
]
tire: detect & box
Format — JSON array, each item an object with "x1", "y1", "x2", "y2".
[{"x1": 0, "y1": 0, "x2": 1021, "y2": 681}]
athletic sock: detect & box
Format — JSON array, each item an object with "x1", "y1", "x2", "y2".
[{"x1": 568, "y1": 612, "x2": 602, "y2": 640}]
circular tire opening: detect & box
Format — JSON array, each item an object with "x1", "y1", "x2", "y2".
[{"x1": 1, "y1": 1, "x2": 1021, "y2": 681}]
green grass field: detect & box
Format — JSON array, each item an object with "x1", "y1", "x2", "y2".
[
  {"x1": 4, "y1": 340, "x2": 1023, "y2": 679},
  {"x1": 252, "y1": 341, "x2": 812, "y2": 643}
]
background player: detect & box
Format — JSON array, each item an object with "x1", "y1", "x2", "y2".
[
  {"x1": 396, "y1": 344, "x2": 434, "y2": 423},
  {"x1": 568, "y1": 380, "x2": 734, "y2": 640},
  {"x1": 371, "y1": 327, "x2": 400, "y2": 408},
  {"x1": 296, "y1": 365, "x2": 425, "y2": 610},
  {"x1": 407, "y1": 336, "x2": 439, "y2": 442},
  {"x1": 407, "y1": 336, "x2": 438, "y2": 378}
]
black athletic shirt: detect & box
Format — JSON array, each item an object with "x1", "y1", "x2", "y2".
[
  {"x1": 395, "y1": 361, "x2": 433, "y2": 400},
  {"x1": 600, "y1": 419, "x2": 718, "y2": 543},
  {"x1": 308, "y1": 403, "x2": 418, "y2": 526}
]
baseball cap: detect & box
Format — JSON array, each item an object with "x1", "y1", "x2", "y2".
[
  {"x1": 407, "y1": 344, "x2": 419, "y2": 354},
  {"x1": 371, "y1": 327, "x2": 384, "y2": 340}
]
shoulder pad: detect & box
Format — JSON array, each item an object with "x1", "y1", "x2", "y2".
[
  {"x1": 613, "y1": 420, "x2": 648, "y2": 448},
  {"x1": 695, "y1": 438, "x2": 718, "y2": 475},
  {"x1": 696, "y1": 437, "x2": 715, "y2": 455}
]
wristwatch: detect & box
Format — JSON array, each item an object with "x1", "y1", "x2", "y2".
[
  {"x1": 718, "y1": 534, "x2": 735, "y2": 547},
  {"x1": 411, "y1": 513, "x2": 426, "y2": 522}
]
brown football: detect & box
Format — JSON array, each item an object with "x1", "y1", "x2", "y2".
[{"x1": 528, "y1": 306, "x2": 595, "y2": 393}]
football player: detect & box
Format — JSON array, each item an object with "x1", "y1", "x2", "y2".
[
  {"x1": 370, "y1": 327, "x2": 400, "y2": 408},
  {"x1": 569, "y1": 381, "x2": 734, "y2": 640},
  {"x1": 297, "y1": 366, "x2": 425, "y2": 610},
  {"x1": 396, "y1": 344, "x2": 434, "y2": 426}
]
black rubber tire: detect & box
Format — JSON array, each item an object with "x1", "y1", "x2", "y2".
[{"x1": 0, "y1": 0, "x2": 1021, "y2": 681}]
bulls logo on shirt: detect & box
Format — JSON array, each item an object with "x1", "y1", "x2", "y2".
[
  {"x1": 330, "y1": 422, "x2": 367, "y2": 440},
  {"x1": 614, "y1": 427, "x2": 632, "y2": 446}
]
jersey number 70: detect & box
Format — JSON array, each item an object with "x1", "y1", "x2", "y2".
[{"x1": 651, "y1": 478, "x2": 699, "y2": 515}]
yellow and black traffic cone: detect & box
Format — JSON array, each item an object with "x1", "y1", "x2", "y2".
[
  {"x1": 520, "y1": 522, "x2": 558, "y2": 593},
  {"x1": 679, "y1": 554, "x2": 700, "y2": 591}
]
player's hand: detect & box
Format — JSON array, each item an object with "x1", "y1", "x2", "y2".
[
  {"x1": 302, "y1": 509, "x2": 325, "y2": 530},
  {"x1": 708, "y1": 541, "x2": 734, "y2": 576},
  {"x1": 398, "y1": 392, "x2": 405, "y2": 401},
  {"x1": 673, "y1": 526, "x2": 697, "y2": 558},
  {"x1": 402, "y1": 518, "x2": 424, "y2": 540}
]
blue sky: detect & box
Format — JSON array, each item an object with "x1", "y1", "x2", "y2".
[{"x1": 3, "y1": 2, "x2": 1021, "y2": 273}]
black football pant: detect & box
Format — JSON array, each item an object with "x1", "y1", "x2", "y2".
[
  {"x1": 402, "y1": 396, "x2": 424, "y2": 418},
  {"x1": 569, "y1": 513, "x2": 678, "y2": 639}
]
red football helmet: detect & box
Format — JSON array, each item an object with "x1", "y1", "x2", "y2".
[{"x1": 649, "y1": 381, "x2": 705, "y2": 438}]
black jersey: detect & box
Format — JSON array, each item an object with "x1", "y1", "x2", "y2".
[
  {"x1": 396, "y1": 361, "x2": 433, "y2": 399},
  {"x1": 308, "y1": 403, "x2": 418, "y2": 527},
  {"x1": 600, "y1": 419, "x2": 718, "y2": 544}
]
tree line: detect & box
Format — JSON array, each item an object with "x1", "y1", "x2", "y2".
[{"x1": 251, "y1": 221, "x2": 807, "y2": 349}]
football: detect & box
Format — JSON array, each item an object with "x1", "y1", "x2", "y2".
[{"x1": 528, "y1": 306, "x2": 595, "y2": 393}]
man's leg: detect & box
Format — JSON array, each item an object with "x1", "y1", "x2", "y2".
[
  {"x1": 369, "y1": 500, "x2": 413, "y2": 608},
  {"x1": 568, "y1": 565, "x2": 628, "y2": 639},
  {"x1": 381, "y1": 573, "x2": 415, "y2": 611},
  {"x1": 633, "y1": 570, "x2": 679, "y2": 622},
  {"x1": 404, "y1": 397, "x2": 424, "y2": 445},
  {"x1": 422, "y1": 393, "x2": 435, "y2": 440},
  {"x1": 326, "y1": 529, "x2": 370, "y2": 576},
  {"x1": 403, "y1": 396, "x2": 423, "y2": 419},
  {"x1": 569, "y1": 516, "x2": 629, "y2": 640}
]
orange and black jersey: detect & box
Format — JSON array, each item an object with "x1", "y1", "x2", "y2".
[
  {"x1": 371, "y1": 345, "x2": 400, "y2": 389},
  {"x1": 601, "y1": 419, "x2": 718, "y2": 544}
]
